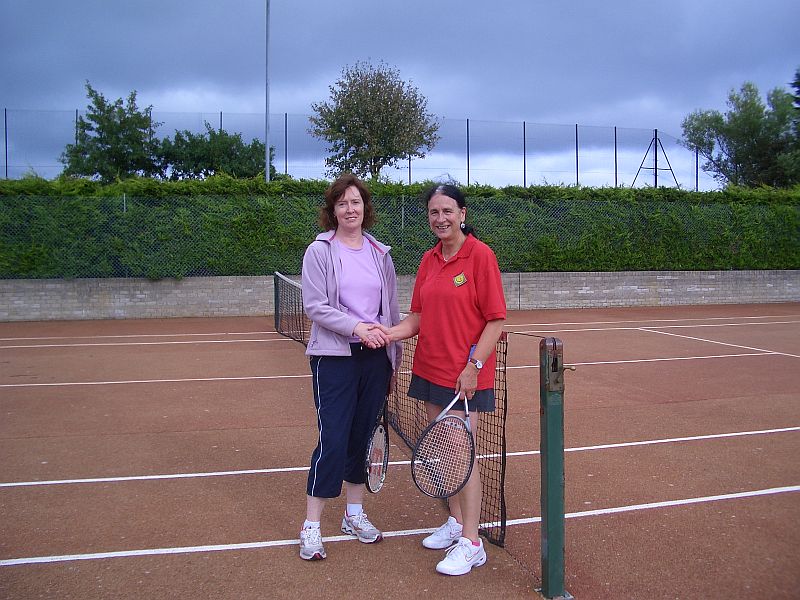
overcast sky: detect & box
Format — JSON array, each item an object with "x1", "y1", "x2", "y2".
[{"x1": 1, "y1": 0, "x2": 798, "y2": 185}]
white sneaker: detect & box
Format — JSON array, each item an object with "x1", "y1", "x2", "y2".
[
  {"x1": 422, "y1": 516, "x2": 463, "y2": 549},
  {"x1": 435, "y1": 537, "x2": 487, "y2": 576},
  {"x1": 341, "y1": 511, "x2": 383, "y2": 543},
  {"x1": 299, "y1": 526, "x2": 326, "y2": 560}
]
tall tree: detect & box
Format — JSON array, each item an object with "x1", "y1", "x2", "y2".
[
  {"x1": 309, "y1": 61, "x2": 440, "y2": 179},
  {"x1": 157, "y1": 123, "x2": 274, "y2": 180},
  {"x1": 61, "y1": 82, "x2": 161, "y2": 182},
  {"x1": 681, "y1": 78, "x2": 799, "y2": 187}
]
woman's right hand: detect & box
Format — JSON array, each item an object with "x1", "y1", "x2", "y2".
[
  {"x1": 367, "y1": 323, "x2": 394, "y2": 342},
  {"x1": 354, "y1": 322, "x2": 391, "y2": 348}
]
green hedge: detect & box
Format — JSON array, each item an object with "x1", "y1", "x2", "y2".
[
  {"x1": 2, "y1": 174, "x2": 800, "y2": 205},
  {"x1": 1, "y1": 176, "x2": 798, "y2": 278}
]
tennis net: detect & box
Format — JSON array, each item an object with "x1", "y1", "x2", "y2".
[
  {"x1": 273, "y1": 271, "x2": 509, "y2": 547},
  {"x1": 274, "y1": 272, "x2": 310, "y2": 345}
]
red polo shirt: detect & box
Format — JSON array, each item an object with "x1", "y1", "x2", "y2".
[{"x1": 410, "y1": 234, "x2": 506, "y2": 390}]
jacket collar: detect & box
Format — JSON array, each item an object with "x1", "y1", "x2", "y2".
[{"x1": 315, "y1": 229, "x2": 390, "y2": 255}]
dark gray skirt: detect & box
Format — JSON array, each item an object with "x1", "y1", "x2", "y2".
[{"x1": 407, "y1": 374, "x2": 495, "y2": 413}]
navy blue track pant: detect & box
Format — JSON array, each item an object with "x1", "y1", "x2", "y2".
[{"x1": 307, "y1": 343, "x2": 391, "y2": 498}]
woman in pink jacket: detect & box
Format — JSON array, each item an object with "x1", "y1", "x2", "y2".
[{"x1": 298, "y1": 173, "x2": 402, "y2": 561}]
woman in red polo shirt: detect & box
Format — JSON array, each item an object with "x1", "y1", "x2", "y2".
[{"x1": 380, "y1": 183, "x2": 506, "y2": 576}]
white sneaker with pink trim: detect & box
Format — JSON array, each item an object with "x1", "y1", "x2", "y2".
[{"x1": 435, "y1": 537, "x2": 487, "y2": 575}]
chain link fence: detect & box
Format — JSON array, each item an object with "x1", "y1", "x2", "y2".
[
  {"x1": 2, "y1": 195, "x2": 796, "y2": 279},
  {"x1": 2, "y1": 109, "x2": 718, "y2": 190}
]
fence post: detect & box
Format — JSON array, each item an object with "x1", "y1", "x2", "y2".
[
  {"x1": 523, "y1": 120, "x2": 527, "y2": 188},
  {"x1": 284, "y1": 112, "x2": 288, "y2": 175},
  {"x1": 466, "y1": 118, "x2": 470, "y2": 185},
  {"x1": 539, "y1": 337, "x2": 574, "y2": 600},
  {"x1": 614, "y1": 126, "x2": 618, "y2": 188},
  {"x1": 3, "y1": 108, "x2": 7, "y2": 179},
  {"x1": 574, "y1": 124, "x2": 579, "y2": 186},
  {"x1": 654, "y1": 128, "x2": 658, "y2": 188},
  {"x1": 695, "y1": 148, "x2": 699, "y2": 192}
]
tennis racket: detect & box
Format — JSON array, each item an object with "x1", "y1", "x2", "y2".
[
  {"x1": 364, "y1": 399, "x2": 389, "y2": 493},
  {"x1": 411, "y1": 392, "x2": 475, "y2": 498}
]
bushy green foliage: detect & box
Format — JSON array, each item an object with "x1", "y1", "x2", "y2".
[
  {"x1": 681, "y1": 79, "x2": 800, "y2": 187},
  {"x1": 157, "y1": 123, "x2": 274, "y2": 180},
  {"x1": 309, "y1": 61, "x2": 440, "y2": 179},
  {"x1": 60, "y1": 82, "x2": 162, "y2": 183},
  {"x1": 58, "y1": 83, "x2": 276, "y2": 183},
  {"x1": 1, "y1": 177, "x2": 797, "y2": 279}
]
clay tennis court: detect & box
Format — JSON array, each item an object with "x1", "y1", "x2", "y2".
[{"x1": 1, "y1": 303, "x2": 799, "y2": 599}]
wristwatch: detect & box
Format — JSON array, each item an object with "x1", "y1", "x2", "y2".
[{"x1": 468, "y1": 357, "x2": 483, "y2": 370}]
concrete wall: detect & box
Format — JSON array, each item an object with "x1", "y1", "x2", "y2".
[{"x1": 1, "y1": 271, "x2": 798, "y2": 321}]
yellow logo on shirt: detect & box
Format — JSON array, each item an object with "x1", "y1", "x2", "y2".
[{"x1": 453, "y1": 272, "x2": 467, "y2": 287}]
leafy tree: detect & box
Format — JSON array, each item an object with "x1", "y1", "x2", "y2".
[
  {"x1": 309, "y1": 61, "x2": 440, "y2": 179},
  {"x1": 61, "y1": 81, "x2": 162, "y2": 182},
  {"x1": 157, "y1": 122, "x2": 275, "y2": 180},
  {"x1": 681, "y1": 77, "x2": 799, "y2": 187},
  {"x1": 777, "y1": 67, "x2": 800, "y2": 180}
]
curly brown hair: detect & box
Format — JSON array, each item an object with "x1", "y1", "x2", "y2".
[{"x1": 319, "y1": 173, "x2": 376, "y2": 231}]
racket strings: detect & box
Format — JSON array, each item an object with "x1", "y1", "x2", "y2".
[
  {"x1": 366, "y1": 425, "x2": 388, "y2": 491},
  {"x1": 413, "y1": 418, "x2": 474, "y2": 496}
]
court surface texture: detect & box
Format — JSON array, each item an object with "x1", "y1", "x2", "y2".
[{"x1": 1, "y1": 303, "x2": 798, "y2": 599}]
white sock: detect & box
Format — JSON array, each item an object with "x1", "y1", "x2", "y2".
[
  {"x1": 346, "y1": 503, "x2": 363, "y2": 517},
  {"x1": 303, "y1": 520, "x2": 320, "y2": 530}
]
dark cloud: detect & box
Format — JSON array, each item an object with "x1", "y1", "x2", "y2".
[{"x1": 1, "y1": 0, "x2": 797, "y2": 184}]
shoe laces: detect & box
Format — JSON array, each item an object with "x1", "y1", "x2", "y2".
[
  {"x1": 437, "y1": 518, "x2": 460, "y2": 537},
  {"x1": 445, "y1": 538, "x2": 475, "y2": 561},
  {"x1": 302, "y1": 526, "x2": 322, "y2": 546},
  {"x1": 349, "y1": 511, "x2": 375, "y2": 530}
]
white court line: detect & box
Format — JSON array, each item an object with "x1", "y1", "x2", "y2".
[
  {"x1": 512, "y1": 320, "x2": 800, "y2": 335},
  {"x1": 0, "y1": 374, "x2": 312, "y2": 388},
  {"x1": 0, "y1": 351, "x2": 782, "y2": 388},
  {"x1": 3, "y1": 427, "x2": 796, "y2": 489},
  {"x1": 2, "y1": 314, "x2": 796, "y2": 343},
  {"x1": 2, "y1": 485, "x2": 797, "y2": 567},
  {"x1": 639, "y1": 328, "x2": 800, "y2": 359},
  {"x1": 0, "y1": 331, "x2": 279, "y2": 342},
  {"x1": 506, "y1": 314, "x2": 800, "y2": 328},
  {"x1": 507, "y1": 485, "x2": 800, "y2": 525},
  {"x1": 0, "y1": 338, "x2": 291, "y2": 350},
  {"x1": 506, "y1": 426, "x2": 800, "y2": 458},
  {"x1": 3, "y1": 314, "x2": 793, "y2": 343},
  {"x1": 506, "y1": 352, "x2": 776, "y2": 370}
]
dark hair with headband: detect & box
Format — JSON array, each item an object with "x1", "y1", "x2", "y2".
[{"x1": 421, "y1": 183, "x2": 477, "y2": 238}]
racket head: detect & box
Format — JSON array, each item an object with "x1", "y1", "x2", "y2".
[
  {"x1": 364, "y1": 421, "x2": 389, "y2": 493},
  {"x1": 412, "y1": 415, "x2": 475, "y2": 498}
]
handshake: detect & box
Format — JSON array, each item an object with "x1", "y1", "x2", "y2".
[{"x1": 354, "y1": 322, "x2": 394, "y2": 349}]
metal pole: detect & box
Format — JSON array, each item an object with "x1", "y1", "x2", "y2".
[
  {"x1": 466, "y1": 118, "x2": 470, "y2": 185},
  {"x1": 654, "y1": 128, "x2": 658, "y2": 188},
  {"x1": 264, "y1": 0, "x2": 271, "y2": 181},
  {"x1": 695, "y1": 148, "x2": 699, "y2": 192},
  {"x1": 523, "y1": 120, "x2": 527, "y2": 188},
  {"x1": 3, "y1": 108, "x2": 7, "y2": 179},
  {"x1": 219, "y1": 111, "x2": 223, "y2": 132},
  {"x1": 408, "y1": 156, "x2": 412, "y2": 185},
  {"x1": 284, "y1": 112, "x2": 288, "y2": 175},
  {"x1": 574, "y1": 124, "x2": 579, "y2": 186},
  {"x1": 614, "y1": 126, "x2": 618, "y2": 188},
  {"x1": 539, "y1": 337, "x2": 574, "y2": 600}
]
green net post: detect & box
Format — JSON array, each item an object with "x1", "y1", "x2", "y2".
[{"x1": 538, "y1": 337, "x2": 573, "y2": 600}]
